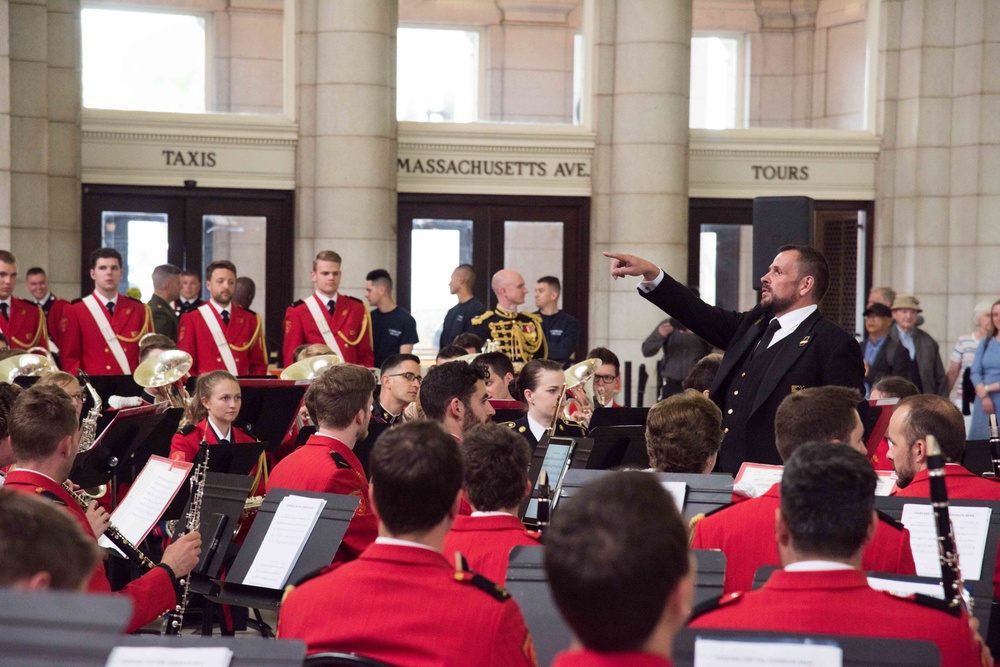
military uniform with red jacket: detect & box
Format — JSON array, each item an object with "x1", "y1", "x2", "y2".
[
  {"x1": 37, "y1": 293, "x2": 70, "y2": 352},
  {"x1": 0, "y1": 296, "x2": 48, "y2": 351},
  {"x1": 282, "y1": 293, "x2": 374, "y2": 367},
  {"x1": 688, "y1": 568, "x2": 984, "y2": 666},
  {"x1": 444, "y1": 513, "x2": 540, "y2": 584},
  {"x1": 60, "y1": 294, "x2": 152, "y2": 375},
  {"x1": 278, "y1": 541, "x2": 537, "y2": 666},
  {"x1": 266, "y1": 433, "x2": 378, "y2": 566},
  {"x1": 3, "y1": 469, "x2": 176, "y2": 633},
  {"x1": 177, "y1": 303, "x2": 267, "y2": 376},
  {"x1": 691, "y1": 483, "x2": 916, "y2": 593}
]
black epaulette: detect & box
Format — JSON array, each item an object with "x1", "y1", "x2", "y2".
[
  {"x1": 876, "y1": 508, "x2": 906, "y2": 531},
  {"x1": 244, "y1": 307, "x2": 257, "y2": 316},
  {"x1": 37, "y1": 489, "x2": 67, "y2": 506},
  {"x1": 470, "y1": 311, "x2": 494, "y2": 326},
  {"x1": 344, "y1": 295, "x2": 364, "y2": 304},
  {"x1": 290, "y1": 563, "x2": 335, "y2": 588},
  {"x1": 453, "y1": 553, "x2": 511, "y2": 602},
  {"x1": 888, "y1": 591, "x2": 963, "y2": 618},
  {"x1": 179, "y1": 424, "x2": 198, "y2": 436},
  {"x1": 689, "y1": 591, "x2": 743, "y2": 621},
  {"x1": 330, "y1": 451, "x2": 352, "y2": 469},
  {"x1": 292, "y1": 299, "x2": 305, "y2": 307},
  {"x1": 71, "y1": 298, "x2": 83, "y2": 305},
  {"x1": 701, "y1": 501, "x2": 736, "y2": 519}
]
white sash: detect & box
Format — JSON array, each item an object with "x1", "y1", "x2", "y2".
[
  {"x1": 83, "y1": 295, "x2": 131, "y2": 374},
  {"x1": 304, "y1": 295, "x2": 345, "y2": 359},
  {"x1": 198, "y1": 304, "x2": 239, "y2": 375}
]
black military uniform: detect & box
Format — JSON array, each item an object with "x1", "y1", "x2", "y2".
[
  {"x1": 502, "y1": 414, "x2": 586, "y2": 453},
  {"x1": 370, "y1": 390, "x2": 403, "y2": 426},
  {"x1": 469, "y1": 307, "x2": 547, "y2": 368}
]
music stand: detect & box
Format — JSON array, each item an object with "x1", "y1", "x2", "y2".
[
  {"x1": 674, "y1": 629, "x2": 940, "y2": 667},
  {"x1": 692, "y1": 550, "x2": 726, "y2": 606},
  {"x1": 587, "y1": 406, "x2": 648, "y2": 429},
  {"x1": 209, "y1": 488, "x2": 361, "y2": 611},
  {"x1": 112, "y1": 637, "x2": 307, "y2": 666},
  {"x1": 582, "y1": 425, "x2": 645, "y2": 469},
  {"x1": 163, "y1": 441, "x2": 268, "y2": 521},
  {"x1": 232, "y1": 379, "x2": 307, "y2": 446},
  {"x1": 124, "y1": 406, "x2": 184, "y2": 481},
  {"x1": 963, "y1": 440, "x2": 994, "y2": 477},
  {"x1": 505, "y1": 546, "x2": 571, "y2": 667}
]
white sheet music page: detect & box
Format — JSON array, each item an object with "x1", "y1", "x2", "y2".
[
  {"x1": 874, "y1": 471, "x2": 897, "y2": 496},
  {"x1": 97, "y1": 455, "x2": 193, "y2": 556},
  {"x1": 732, "y1": 463, "x2": 784, "y2": 499},
  {"x1": 867, "y1": 575, "x2": 945, "y2": 599},
  {"x1": 693, "y1": 638, "x2": 842, "y2": 666},
  {"x1": 242, "y1": 494, "x2": 327, "y2": 589},
  {"x1": 105, "y1": 646, "x2": 233, "y2": 667},
  {"x1": 661, "y1": 482, "x2": 686, "y2": 511},
  {"x1": 900, "y1": 504, "x2": 992, "y2": 581}
]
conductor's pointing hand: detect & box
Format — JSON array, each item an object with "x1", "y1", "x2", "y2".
[{"x1": 603, "y1": 252, "x2": 660, "y2": 282}]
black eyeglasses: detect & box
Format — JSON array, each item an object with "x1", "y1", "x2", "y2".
[
  {"x1": 388, "y1": 372, "x2": 422, "y2": 383},
  {"x1": 594, "y1": 374, "x2": 617, "y2": 384}
]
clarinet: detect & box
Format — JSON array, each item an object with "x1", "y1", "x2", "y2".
[
  {"x1": 164, "y1": 442, "x2": 209, "y2": 636},
  {"x1": 989, "y1": 415, "x2": 1000, "y2": 477},
  {"x1": 926, "y1": 434, "x2": 971, "y2": 611},
  {"x1": 63, "y1": 481, "x2": 156, "y2": 572}
]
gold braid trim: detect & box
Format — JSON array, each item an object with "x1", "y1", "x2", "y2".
[
  {"x1": 10, "y1": 305, "x2": 46, "y2": 349},
  {"x1": 249, "y1": 450, "x2": 269, "y2": 497},
  {"x1": 228, "y1": 312, "x2": 263, "y2": 353},
  {"x1": 114, "y1": 304, "x2": 152, "y2": 344},
  {"x1": 687, "y1": 513, "x2": 705, "y2": 546},
  {"x1": 337, "y1": 305, "x2": 372, "y2": 347}
]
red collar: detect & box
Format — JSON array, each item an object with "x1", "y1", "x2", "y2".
[
  {"x1": 359, "y1": 543, "x2": 452, "y2": 570},
  {"x1": 763, "y1": 568, "x2": 870, "y2": 592},
  {"x1": 451, "y1": 513, "x2": 529, "y2": 533}
]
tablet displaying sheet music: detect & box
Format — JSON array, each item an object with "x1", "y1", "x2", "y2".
[{"x1": 523, "y1": 439, "x2": 575, "y2": 521}]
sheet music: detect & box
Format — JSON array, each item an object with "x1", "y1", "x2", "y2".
[
  {"x1": 874, "y1": 471, "x2": 896, "y2": 496},
  {"x1": 694, "y1": 638, "x2": 842, "y2": 666},
  {"x1": 105, "y1": 647, "x2": 233, "y2": 667},
  {"x1": 900, "y1": 504, "x2": 992, "y2": 581},
  {"x1": 242, "y1": 495, "x2": 326, "y2": 589},
  {"x1": 867, "y1": 575, "x2": 945, "y2": 600},
  {"x1": 97, "y1": 456, "x2": 193, "y2": 556},
  {"x1": 661, "y1": 481, "x2": 686, "y2": 511},
  {"x1": 732, "y1": 463, "x2": 784, "y2": 498}
]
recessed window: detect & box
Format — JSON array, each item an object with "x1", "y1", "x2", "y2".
[
  {"x1": 397, "y1": 27, "x2": 480, "y2": 123},
  {"x1": 82, "y1": 8, "x2": 207, "y2": 113},
  {"x1": 690, "y1": 34, "x2": 745, "y2": 129}
]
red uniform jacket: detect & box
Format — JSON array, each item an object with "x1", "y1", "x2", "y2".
[
  {"x1": 266, "y1": 434, "x2": 378, "y2": 566},
  {"x1": 0, "y1": 296, "x2": 48, "y2": 351},
  {"x1": 892, "y1": 463, "x2": 1000, "y2": 596},
  {"x1": 278, "y1": 542, "x2": 537, "y2": 666},
  {"x1": 551, "y1": 650, "x2": 673, "y2": 667},
  {"x1": 4, "y1": 469, "x2": 175, "y2": 633},
  {"x1": 60, "y1": 294, "x2": 152, "y2": 375},
  {"x1": 691, "y1": 483, "x2": 916, "y2": 594},
  {"x1": 44, "y1": 297, "x2": 70, "y2": 351},
  {"x1": 177, "y1": 304, "x2": 267, "y2": 376},
  {"x1": 443, "y1": 513, "x2": 540, "y2": 584},
  {"x1": 282, "y1": 294, "x2": 373, "y2": 367},
  {"x1": 688, "y1": 568, "x2": 982, "y2": 667},
  {"x1": 169, "y1": 419, "x2": 256, "y2": 463}
]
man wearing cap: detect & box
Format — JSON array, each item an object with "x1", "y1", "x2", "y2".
[
  {"x1": 861, "y1": 302, "x2": 918, "y2": 396},
  {"x1": 888, "y1": 295, "x2": 946, "y2": 396}
]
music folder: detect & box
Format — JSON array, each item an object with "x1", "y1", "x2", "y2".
[
  {"x1": 70, "y1": 402, "x2": 173, "y2": 491},
  {"x1": 208, "y1": 488, "x2": 360, "y2": 610}
]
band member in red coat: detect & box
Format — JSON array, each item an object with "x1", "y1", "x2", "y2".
[
  {"x1": 444, "y1": 423, "x2": 539, "y2": 584},
  {"x1": 282, "y1": 250, "x2": 373, "y2": 368},
  {"x1": 177, "y1": 260, "x2": 267, "y2": 377},
  {"x1": 279, "y1": 420, "x2": 537, "y2": 666},
  {"x1": 60, "y1": 248, "x2": 152, "y2": 375},
  {"x1": 689, "y1": 443, "x2": 989, "y2": 667},
  {"x1": 0, "y1": 252, "x2": 49, "y2": 353},
  {"x1": 4, "y1": 385, "x2": 201, "y2": 633},
  {"x1": 691, "y1": 386, "x2": 915, "y2": 594},
  {"x1": 545, "y1": 473, "x2": 693, "y2": 667},
  {"x1": 25, "y1": 266, "x2": 69, "y2": 354},
  {"x1": 267, "y1": 363, "x2": 379, "y2": 566}
]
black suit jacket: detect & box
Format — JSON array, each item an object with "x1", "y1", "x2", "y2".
[
  {"x1": 640, "y1": 273, "x2": 865, "y2": 472},
  {"x1": 864, "y1": 336, "x2": 919, "y2": 390}
]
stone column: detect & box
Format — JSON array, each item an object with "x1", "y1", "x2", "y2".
[
  {"x1": 0, "y1": 1, "x2": 10, "y2": 248},
  {"x1": 875, "y1": 0, "x2": 998, "y2": 348},
  {"x1": 295, "y1": 0, "x2": 397, "y2": 299},
  {"x1": 590, "y1": 0, "x2": 691, "y2": 401}
]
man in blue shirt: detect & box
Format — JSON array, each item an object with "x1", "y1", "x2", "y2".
[
  {"x1": 861, "y1": 303, "x2": 915, "y2": 396},
  {"x1": 366, "y1": 269, "x2": 419, "y2": 369},
  {"x1": 439, "y1": 264, "x2": 486, "y2": 349},
  {"x1": 534, "y1": 276, "x2": 579, "y2": 368}
]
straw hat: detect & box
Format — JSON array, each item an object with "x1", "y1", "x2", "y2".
[{"x1": 891, "y1": 295, "x2": 922, "y2": 312}]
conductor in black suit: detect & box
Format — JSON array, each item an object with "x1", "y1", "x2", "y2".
[{"x1": 606, "y1": 245, "x2": 864, "y2": 474}]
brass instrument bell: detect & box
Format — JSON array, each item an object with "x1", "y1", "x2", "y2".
[
  {"x1": 0, "y1": 352, "x2": 53, "y2": 382},
  {"x1": 280, "y1": 354, "x2": 342, "y2": 380},
  {"x1": 134, "y1": 350, "x2": 193, "y2": 389},
  {"x1": 562, "y1": 358, "x2": 602, "y2": 423}
]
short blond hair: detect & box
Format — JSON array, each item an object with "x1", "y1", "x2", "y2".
[{"x1": 313, "y1": 250, "x2": 342, "y2": 271}]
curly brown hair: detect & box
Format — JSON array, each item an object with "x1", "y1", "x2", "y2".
[{"x1": 644, "y1": 390, "x2": 722, "y2": 473}]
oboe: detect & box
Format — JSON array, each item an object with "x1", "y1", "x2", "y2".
[
  {"x1": 165, "y1": 442, "x2": 209, "y2": 636},
  {"x1": 989, "y1": 414, "x2": 1000, "y2": 477},
  {"x1": 926, "y1": 434, "x2": 971, "y2": 611},
  {"x1": 63, "y1": 481, "x2": 155, "y2": 572}
]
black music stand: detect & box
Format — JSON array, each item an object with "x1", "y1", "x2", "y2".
[
  {"x1": 692, "y1": 549, "x2": 726, "y2": 605},
  {"x1": 673, "y1": 629, "x2": 940, "y2": 667},
  {"x1": 555, "y1": 469, "x2": 734, "y2": 521},
  {"x1": 582, "y1": 425, "x2": 646, "y2": 469},
  {"x1": 587, "y1": 406, "x2": 648, "y2": 429},
  {"x1": 70, "y1": 403, "x2": 173, "y2": 506},
  {"x1": 963, "y1": 440, "x2": 995, "y2": 477},
  {"x1": 124, "y1": 406, "x2": 184, "y2": 481},
  {"x1": 163, "y1": 441, "x2": 268, "y2": 521},
  {"x1": 232, "y1": 379, "x2": 307, "y2": 446},
  {"x1": 208, "y1": 488, "x2": 360, "y2": 611}
]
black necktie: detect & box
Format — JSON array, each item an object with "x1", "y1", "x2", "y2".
[
  {"x1": 0, "y1": 303, "x2": 8, "y2": 319},
  {"x1": 219, "y1": 438, "x2": 231, "y2": 445},
  {"x1": 106, "y1": 301, "x2": 115, "y2": 316},
  {"x1": 751, "y1": 319, "x2": 782, "y2": 359},
  {"x1": 221, "y1": 310, "x2": 230, "y2": 326},
  {"x1": 327, "y1": 299, "x2": 336, "y2": 316}
]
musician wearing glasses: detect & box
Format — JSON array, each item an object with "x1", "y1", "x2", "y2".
[
  {"x1": 282, "y1": 250, "x2": 374, "y2": 368},
  {"x1": 0, "y1": 252, "x2": 48, "y2": 354},
  {"x1": 267, "y1": 364, "x2": 379, "y2": 566},
  {"x1": 177, "y1": 260, "x2": 267, "y2": 377},
  {"x1": 587, "y1": 346, "x2": 623, "y2": 408},
  {"x1": 4, "y1": 385, "x2": 202, "y2": 633},
  {"x1": 689, "y1": 443, "x2": 988, "y2": 667},
  {"x1": 504, "y1": 359, "x2": 586, "y2": 453},
  {"x1": 372, "y1": 353, "x2": 421, "y2": 426},
  {"x1": 61, "y1": 248, "x2": 152, "y2": 375}
]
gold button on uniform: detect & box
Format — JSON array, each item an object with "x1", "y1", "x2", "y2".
[
  {"x1": 724, "y1": 427, "x2": 729, "y2": 433},
  {"x1": 733, "y1": 390, "x2": 738, "y2": 395},
  {"x1": 727, "y1": 409, "x2": 733, "y2": 414},
  {"x1": 741, "y1": 372, "x2": 746, "y2": 377}
]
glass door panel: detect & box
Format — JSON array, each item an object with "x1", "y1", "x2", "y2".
[
  {"x1": 99, "y1": 211, "x2": 169, "y2": 300},
  {"x1": 409, "y1": 219, "x2": 473, "y2": 354},
  {"x1": 202, "y1": 215, "x2": 268, "y2": 309},
  {"x1": 503, "y1": 221, "x2": 565, "y2": 309}
]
